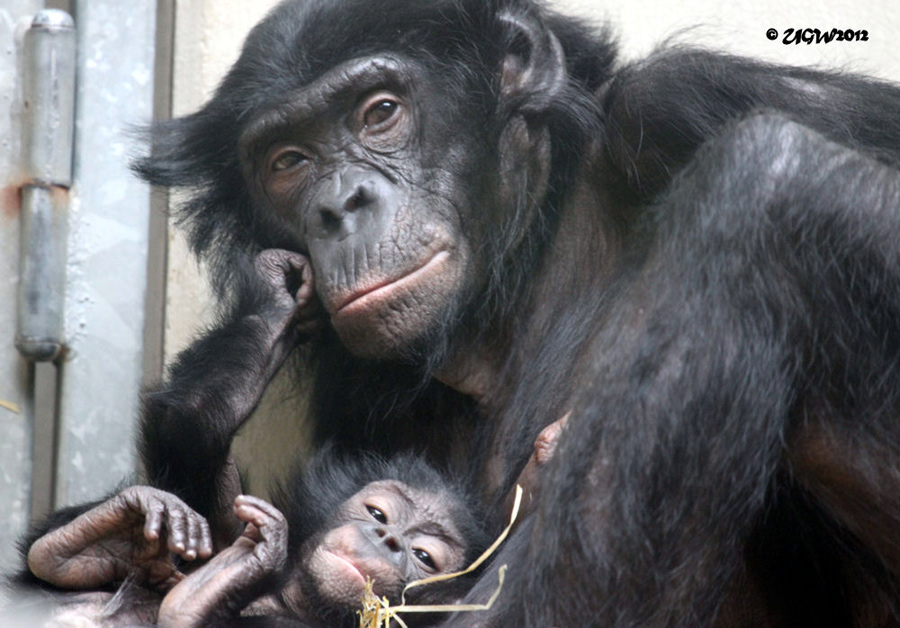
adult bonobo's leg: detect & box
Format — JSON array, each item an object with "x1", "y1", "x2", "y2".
[
  {"x1": 140, "y1": 249, "x2": 321, "y2": 544},
  {"x1": 450, "y1": 116, "x2": 900, "y2": 627}
]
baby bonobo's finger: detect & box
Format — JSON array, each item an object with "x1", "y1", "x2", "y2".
[
  {"x1": 234, "y1": 495, "x2": 278, "y2": 529},
  {"x1": 143, "y1": 500, "x2": 165, "y2": 541},
  {"x1": 181, "y1": 509, "x2": 213, "y2": 560},
  {"x1": 182, "y1": 511, "x2": 202, "y2": 560},
  {"x1": 115, "y1": 486, "x2": 163, "y2": 541},
  {"x1": 197, "y1": 516, "x2": 214, "y2": 559},
  {"x1": 533, "y1": 411, "x2": 570, "y2": 466},
  {"x1": 165, "y1": 506, "x2": 188, "y2": 555},
  {"x1": 234, "y1": 495, "x2": 288, "y2": 570}
]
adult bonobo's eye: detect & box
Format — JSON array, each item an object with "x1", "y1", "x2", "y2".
[
  {"x1": 412, "y1": 548, "x2": 437, "y2": 571},
  {"x1": 270, "y1": 149, "x2": 309, "y2": 172},
  {"x1": 358, "y1": 91, "x2": 403, "y2": 132},
  {"x1": 366, "y1": 504, "x2": 388, "y2": 524},
  {"x1": 365, "y1": 99, "x2": 398, "y2": 127}
]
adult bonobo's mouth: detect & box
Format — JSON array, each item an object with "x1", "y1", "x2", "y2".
[
  {"x1": 324, "y1": 245, "x2": 463, "y2": 359},
  {"x1": 333, "y1": 250, "x2": 451, "y2": 316}
]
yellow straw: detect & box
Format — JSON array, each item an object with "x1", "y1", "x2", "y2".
[
  {"x1": 0, "y1": 399, "x2": 21, "y2": 413},
  {"x1": 358, "y1": 485, "x2": 523, "y2": 628}
]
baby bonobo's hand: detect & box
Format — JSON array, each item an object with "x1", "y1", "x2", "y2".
[
  {"x1": 27, "y1": 486, "x2": 213, "y2": 591},
  {"x1": 157, "y1": 495, "x2": 289, "y2": 628},
  {"x1": 254, "y1": 249, "x2": 322, "y2": 347}
]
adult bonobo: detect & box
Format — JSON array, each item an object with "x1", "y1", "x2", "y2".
[{"x1": 45, "y1": 0, "x2": 900, "y2": 625}]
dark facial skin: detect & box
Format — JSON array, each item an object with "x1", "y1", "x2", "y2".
[{"x1": 242, "y1": 58, "x2": 477, "y2": 359}]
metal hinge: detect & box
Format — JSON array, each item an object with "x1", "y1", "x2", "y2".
[{"x1": 16, "y1": 9, "x2": 76, "y2": 362}]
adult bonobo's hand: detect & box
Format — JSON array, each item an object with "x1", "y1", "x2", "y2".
[
  {"x1": 252, "y1": 248, "x2": 323, "y2": 353},
  {"x1": 27, "y1": 486, "x2": 213, "y2": 591}
]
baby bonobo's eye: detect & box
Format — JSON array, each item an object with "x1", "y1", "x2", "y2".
[
  {"x1": 412, "y1": 548, "x2": 437, "y2": 571},
  {"x1": 366, "y1": 505, "x2": 388, "y2": 524}
]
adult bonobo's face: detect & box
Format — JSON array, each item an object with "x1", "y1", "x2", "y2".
[
  {"x1": 240, "y1": 57, "x2": 476, "y2": 359},
  {"x1": 134, "y1": 2, "x2": 579, "y2": 366}
]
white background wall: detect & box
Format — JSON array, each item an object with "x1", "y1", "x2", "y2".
[{"x1": 163, "y1": 0, "x2": 900, "y2": 493}]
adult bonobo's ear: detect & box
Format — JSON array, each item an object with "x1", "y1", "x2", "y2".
[{"x1": 497, "y1": 9, "x2": 566, "y2": 113}]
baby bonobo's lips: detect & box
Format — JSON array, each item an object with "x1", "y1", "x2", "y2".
[
  {"x1": 323, "y1": 549, "x2": 367, "y2": 588},
  {"x1": 333, "y1": 250, "x2": 450, "y2": 315}
]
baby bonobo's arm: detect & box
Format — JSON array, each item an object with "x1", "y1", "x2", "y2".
[
  {"x1": 157, "y1": 496, "x2": 289, "y2": 628},
  {"x1": 27, "y1": 486, "x2": 213, "y2": 591}
]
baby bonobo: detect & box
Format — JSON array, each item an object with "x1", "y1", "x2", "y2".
[
  {"x1": 161, "y1": 450, "x2": 491, "y2": 627},
  {"x1": 19, "y1": 451, "x2": 490, "y2": 628}
]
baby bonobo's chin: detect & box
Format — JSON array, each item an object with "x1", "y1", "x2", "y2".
[
  {"x1": 280, "y1": 563, "x2": 359, "y2": 626},
  {"x1": 307, "y1": 545, "x2": 370, "y2": 607}
]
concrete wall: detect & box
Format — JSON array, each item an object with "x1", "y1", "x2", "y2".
[{"x1": 164, "y1": 0, "x2": 900, "y2": 494}]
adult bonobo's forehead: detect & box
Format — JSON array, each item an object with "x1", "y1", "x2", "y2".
[
  {"x1": 237, "y1": 56, "x2": 422, "y2": 167},
  {"x1": 219, "y1": 0, "x2": 513, "y2": 128}
]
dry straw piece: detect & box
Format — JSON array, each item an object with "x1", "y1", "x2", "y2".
[
  {"x1": 357, "y1": 485, "x2": 524, "y2": 628},
  {"x1": 0, "y1": 399, "x2": 21, "y2": 413}
]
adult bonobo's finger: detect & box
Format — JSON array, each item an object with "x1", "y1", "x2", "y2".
[
  {"x1": 291, "y1": 252, "x2": 316, "y2": 305},
  {"x1": 254, "y1": 249, "x2": 314, "y2": 299}
]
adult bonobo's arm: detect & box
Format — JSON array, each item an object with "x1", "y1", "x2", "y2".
[{"x1": 140, "y1": 249, "x2": 321, "y2": 543}]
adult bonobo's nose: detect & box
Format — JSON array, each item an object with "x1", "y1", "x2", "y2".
[{"x1": 309, "y1": 167, "x2": 396, "y2": 241}]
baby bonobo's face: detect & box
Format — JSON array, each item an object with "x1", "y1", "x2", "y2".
[{"x1": 305, "y1": 479, "x2": 469, "y2": 607}]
